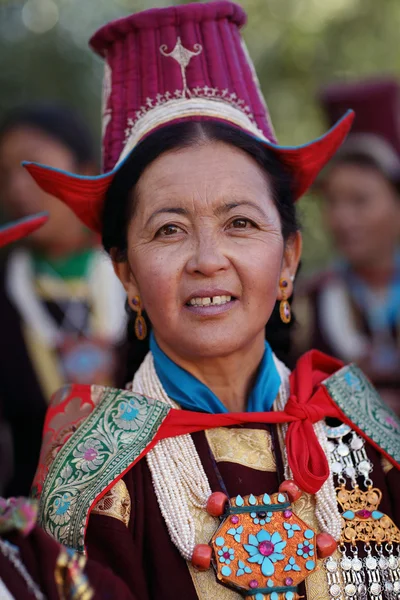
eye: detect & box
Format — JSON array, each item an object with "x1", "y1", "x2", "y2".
[
  {"x1": 156, "y1": 224, "x2": 183, "y2": 237},
  {"x1": 229, "y1": 218, "x2": 256, "y2": 229}
]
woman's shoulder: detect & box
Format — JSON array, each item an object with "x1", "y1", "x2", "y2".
[
  {"x1": 32, "y1": 383, "x2": 169, "y2": 499},
  {"x1": 294, "y1": 350, "x2": 400, "y2": 466},
  {"x1": 34, "y1": 383, "x2": 170, "y2": 551},
  {"x1": 32, "y1": 383, "x2": 102, "y2": 498}
]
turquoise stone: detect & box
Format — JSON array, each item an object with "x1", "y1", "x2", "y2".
[
  {"x1": 249, "y1": 494, "x2": 257, "y2": 506},
  {"x1": 286, "y1": 593, "x2": 294, "y2": 600},
  {"x1": 305, "y1": 560, "x2": 315, "y2": 570},
  {"x1": 263, "y1": 493, "x2": 271, "y2": 504},
  {"x1": 221, "y1": 566, "x2": 231, "y2": 577},
  {"x1": 372, "y1": 511, "x2": 384, "y2": 520},
  {"x1": 304, "y1": 529, "x2": 314, "y2": 539},
  {"x1": 216, "y1": 537, "x2": 225, "y2": 546},
  {"x1": 236, "y1": 495, "x2": 244, "y2": 507},
  {"x1": 255, "y1": 595, "x2": 264, "y2": 600},
  {"x1": 271, "y1": 593, "x2": 278, "y2": 600},
  {"x1": 278, "y1": 493, "x2": 286, "y2": 503},
  {"x1": 267, "y1": 580, "x2": 274, "y2": 587},
  {"x1": 342, "y1": 511, "x2": 355, "y2": 520}
]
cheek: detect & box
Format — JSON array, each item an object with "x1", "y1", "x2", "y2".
[
  {"x1": 128, "y1": 246, "x2": 183, "y2": 314},
  {"x1": 237, "y1": 239, "x2": 283, "y2": 305}
]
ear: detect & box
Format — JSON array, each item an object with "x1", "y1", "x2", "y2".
[
  {"x1": 277, "y1": 231, "x2": 302, "y2": 300},
  {"x1": 110, "y1": 249, "x2": 140, "y2": 301}
]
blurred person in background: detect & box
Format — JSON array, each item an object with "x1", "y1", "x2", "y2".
[
  {"x1": 0, "y1": 215, "x2": 134, "y2": 600},
  {"x1": 294, "y1": 79, "x2": 400, "y2": 414},
  {"x1": 0, "y1": 104, "x2": 126, "y2": 496}
]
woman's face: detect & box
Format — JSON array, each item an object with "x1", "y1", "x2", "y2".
[
  {"x1": 323, "y1": 162, "x2": 400, "y2": 268},
  {"x1": 115, "y1": 141, "x2": 301, "y2": 361}
]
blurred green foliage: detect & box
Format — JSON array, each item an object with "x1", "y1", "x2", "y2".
[{"x1": 1, "y1": 0, "x2": 399, "y2": 272}]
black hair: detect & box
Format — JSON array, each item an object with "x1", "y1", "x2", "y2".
[
  {"x1": 103, "y1": 120, "x2": 300, "y2": 379},
  {"x1": 0, "y1": 103, "x2": 95, "y2": 166}
]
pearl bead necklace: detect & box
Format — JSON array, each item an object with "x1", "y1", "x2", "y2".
[{"x1": 133, "y1": 353, "x2": 211, "y2": 560}]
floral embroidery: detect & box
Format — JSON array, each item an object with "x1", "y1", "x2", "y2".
[
  {"x1": 284, "y1": 557, "x2": 301, "y2": 572},
  {"x1": 236, "y1": 559, "x2": 252, "y2": 577},
  {"x1": 244, "y1": 530, "x2": 286, "y2": 576},
  {"x1": 283, "y1": 522, "x2": 301, "y2": 539},
  {"x1": 113, "y1": 397, "x2": 149, "y2": 431},
  {"x1": 218, "y1": 546, "x2": 235, "y2": 565},
  {"x1": 39, "y1": 389, "x2": 170, "y2": 553},
  {"x1": 72, "y1": 439, "x2": 105, "y2": 473},
  {"x1": 250, "y1": 510, "x2": 273, "y2": 526},
  {"x1": 51, "y1": 493, "x2": 72, "y2": 525},
  {"x1": 297, "y1": 541, "x2": 314, "y2": 558},
  {"x1": 32, "y1": 385, "x2": 99, "y2": 498}
]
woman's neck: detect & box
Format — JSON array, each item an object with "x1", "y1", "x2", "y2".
[{"x1": 155, "y1": 334, "x2": 266, "y2": 412}]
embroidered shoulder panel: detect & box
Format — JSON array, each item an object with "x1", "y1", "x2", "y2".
[
  {"x1": 323, "y1": 364, "x2": 400, "y2": 464},
  {"x1": 39, "y1": 387, "x2": 170, "y2": 553},
  {"x1": 32, "y1": 384, "x2": 103, "y2": 498}
]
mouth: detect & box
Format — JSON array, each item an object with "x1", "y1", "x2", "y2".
[
  {"x1": 187, "y1": 294, "x2": 234, "y2": 307},
  {"x1": 184, "y1": 291, "x2": 238, "y2": 315}
]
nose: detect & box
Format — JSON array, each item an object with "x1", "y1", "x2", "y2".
[{"x1": 185, "y1": 231, "x2": 230, "y2": 277}]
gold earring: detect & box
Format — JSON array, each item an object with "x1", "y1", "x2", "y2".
[
  {"x1": 131, "y1": 295, "x2": 147, "y2": 340},
  {"x1": 279, "y1": 278, "x2": 291, "y2": 324}
]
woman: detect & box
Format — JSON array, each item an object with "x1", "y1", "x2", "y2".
[
  {"x1": 0, "y1": 104, "x2": 126, "y2": 495},
  {"x1": 294, "y1": 79, "x2": 400, "y2": 415},
  {"x1": 25, "y1": 3, "x2": 399, "y2": 600}
]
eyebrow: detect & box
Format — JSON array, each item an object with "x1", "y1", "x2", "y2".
[
  {"x1": 145, "y1": 199, "x2": 267, "y2": 228},
  {"x1": 145, "y1": 207, "x2": 189, "y2": 228},
  {"x1": 214, "y1": 200, "x2": 268, "y2": 218}
]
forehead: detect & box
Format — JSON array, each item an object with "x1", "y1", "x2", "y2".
[{"x1": 135, "y1": 140, "x2": 274, "y2": 210}]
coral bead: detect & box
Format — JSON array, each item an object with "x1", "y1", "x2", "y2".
[
  {"x1": 316, "y1": 533, "x2": 338, "y2": 558},
  {"x1": 206, "y1": 492, "x2": 228, "y2": 517},
  {"x1": 278, "y1": 480, "x2": 302, "y2": 503},
  {"x1": 191, "y1": 544, "x2": 212, "y2": 571}
]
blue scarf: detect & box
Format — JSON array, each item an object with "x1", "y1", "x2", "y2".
[{"x1": 150, "y1": 333, "x2": 281, "y2": 414}]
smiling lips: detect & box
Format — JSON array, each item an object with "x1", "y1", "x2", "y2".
[{"x1": 188, "y1": 295, "x2": 232, "y2": 307}]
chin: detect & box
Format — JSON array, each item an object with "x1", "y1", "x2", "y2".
[{"x1": 172, "y1": 331, "x2": 257, "y2": 361}]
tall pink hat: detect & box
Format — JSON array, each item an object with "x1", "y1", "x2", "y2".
[
  {"x1": 0, "y1": 213, "x2": 48, "y2": 249},
  {"x1": 320, "y1": 78, "x2": 400, "y2": 180},
  {"x1": 23, "y1": 2, "x2": 354, "y2": 233}
]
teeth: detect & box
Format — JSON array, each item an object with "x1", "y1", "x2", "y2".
[{"x1": 188, "y1": 295, "x2": 232, "y2": 306}]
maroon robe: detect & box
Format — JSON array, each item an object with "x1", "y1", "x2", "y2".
[
  {"x1": 0, "y1": 524, "x2": 135, "y2": 599},
  {"x1": 84, "y1": 424, "x2": 400, "y2": 600}
]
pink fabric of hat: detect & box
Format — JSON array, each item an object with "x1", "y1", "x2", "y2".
[
  {"x1": 320, "y1": 78, "x2": 400, "y2": 179},
  {"x1": 23, "y1": 2, "x2": 354, "y2": 233},
  {"x1": 0, "y1": 213, "x2": 48, "y2": 249}
]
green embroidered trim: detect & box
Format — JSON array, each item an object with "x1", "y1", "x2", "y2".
[
  {"x1": 323, "y1": 364, "x2": 400, "y2": 464},
  {"x1": 39, "y1": 387, "x2": 170, "y2": 553}
]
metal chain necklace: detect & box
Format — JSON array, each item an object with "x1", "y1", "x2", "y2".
[
  {"x1": 0, "y1": 538, "x2": 46, "y2": 600},
  {"x1": 324, "y1": 423, "x2": 400, "y2": 600}
]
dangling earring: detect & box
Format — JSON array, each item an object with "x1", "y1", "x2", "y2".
[
  {"x1": 279, "y1": 278, "x2": 291, "y2": 324},
  {"x1": 130, "y1": 295, "x2": 147, "y2": 340}
]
